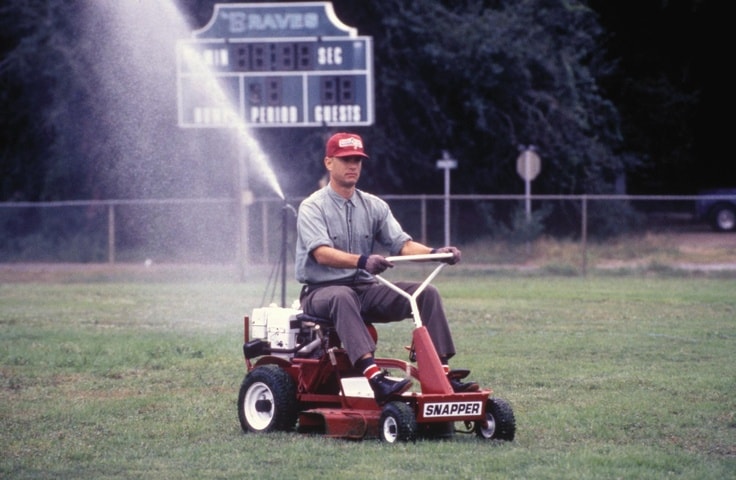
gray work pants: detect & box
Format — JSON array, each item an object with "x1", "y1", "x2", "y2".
[{"x1": 300, "y1": 281, "x2": 456, "y2": 365}]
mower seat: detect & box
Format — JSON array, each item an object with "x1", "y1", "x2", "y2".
[{"x1": 296, "y1": 313, "x2": 378, "y2": 348}]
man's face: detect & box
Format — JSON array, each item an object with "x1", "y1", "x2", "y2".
[{"x1": 326, "y1": 155, "x2": 363, "y2": 188}]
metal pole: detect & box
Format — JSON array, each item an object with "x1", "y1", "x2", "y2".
[
  {"x1": 444, "y1": 167, "x2": 450, "y2": 246},
  {"x1": 238, "y1": 143, "x2": 251, "y2": 282},
  {"x1": 436, "y1": 150, "x2": 456, "y2": 246},
  {"x1": 581, "y1": 195, "x2": 588, "y2": 276},
  {"x1": 525, "y1": 175, "x2": 532, "y2": 255},
  {"x1": 420, "y1": 195, "x2": 427, "y2": 245},
  {"x1": 107, "y1": 204, "x2": 115, "y2": 264},
  {"x1": 262, "y1": 201, "x2": 269, "y2": 261},
  {"x1": 524, "y1": 153, "x2": 532, "y2": 222},
  {"x1": 281, "y1": 203, "x2": 287, "y2": 307}
]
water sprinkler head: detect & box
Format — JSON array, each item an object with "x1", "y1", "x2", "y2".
[{"x1": 283, "y1": 202, "x2": 297, "y2": 217}]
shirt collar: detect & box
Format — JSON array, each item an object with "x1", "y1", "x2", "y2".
[{"x1": 326, "y1": 184, "x2": 355, "y2": 208}]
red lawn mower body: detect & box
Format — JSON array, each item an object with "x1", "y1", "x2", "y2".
[{"x1": 238, "y1": 254, "x2": 515, "y2": 443}]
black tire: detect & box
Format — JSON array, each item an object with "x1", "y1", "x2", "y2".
[
  {"x1": 475, "y1": 397, "x2": 516, "y2": 441},
  {"x1": 710, "y1": 204, "x2": 736, "y2": 232},
  {"x1": 379, "y1": 401, "x2": 417, "y2": 443},
  {"x1": 238, "y1": 365, "x2": 298, "y2": 433}
]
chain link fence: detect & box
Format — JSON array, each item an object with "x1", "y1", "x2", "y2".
[{"x1": 0, "y1": 194, "x2": 711, "y2": 267}]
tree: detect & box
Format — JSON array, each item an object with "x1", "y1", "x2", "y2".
[
  {"x1": 591, "y1": 0, "x2": 714, "y2": 194},
  {"x1": 0, "y1": 0, "x2": 87, "y2": 201},
  {"x1": 365, "y1": 1, "x2": 630, "y2": 195},
  {"x1": 1, "y1": 0, "x2": 701, "y2": 240},
  {"x1": 328, "y1": 0, "x2": 637, "y2": 235}
]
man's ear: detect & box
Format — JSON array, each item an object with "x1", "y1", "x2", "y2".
[{"x1": 324, "y1": 156, "x2": 333, "y2": 171}]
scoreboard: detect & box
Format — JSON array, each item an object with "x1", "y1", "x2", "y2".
[{"x1": 177, "y1": 3, "x2": 373, "y2": 128}]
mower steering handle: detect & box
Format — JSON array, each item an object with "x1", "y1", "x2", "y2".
[
  {"x1": 374, "y1": 253, "x2": 451, "y2": 329},
  {"x1": 384, "y1": 252, "x2": 453, "y2": 263}
]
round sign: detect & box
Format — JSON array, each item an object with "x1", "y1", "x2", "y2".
[{"x1": 516, "y1": 149, "x2": 541, "y2": 181}]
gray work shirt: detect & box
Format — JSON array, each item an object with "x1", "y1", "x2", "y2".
[{"x1": 295, "y1": 185, "x2": 412, "y2": 284}]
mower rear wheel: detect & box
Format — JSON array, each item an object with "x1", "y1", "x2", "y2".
[
  {"x1": 379, "y1": 401, "x2": 417, "y2": 443},
  {"x1": 238, "y1": 364, "x2": 297, "y2": 433},
  {"x1": 475, "y1": 397, "x2": 515, "y2": 441}
]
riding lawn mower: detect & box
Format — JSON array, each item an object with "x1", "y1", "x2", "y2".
[{"x1": 237, "y1": 253, "x2": 516, "y2": 443}]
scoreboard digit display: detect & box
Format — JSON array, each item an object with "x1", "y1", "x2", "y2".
[{"x1": 177, "y1": 2, "x2": 373, "y2": 128}]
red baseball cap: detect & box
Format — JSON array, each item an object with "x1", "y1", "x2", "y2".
[{"x1": 325, "y1": 133, "x2": 369, "y2": 158}]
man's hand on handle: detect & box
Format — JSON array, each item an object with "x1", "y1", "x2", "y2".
[
  {"x1": 432, "y1": 246, "x2": 462, "y2": 265},
  {"x1": 358, "y1": 254, "x2": 394, "y2": 274}
]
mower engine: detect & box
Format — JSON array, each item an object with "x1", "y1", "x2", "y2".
[{"x1": 244, "y1": 305, "x2": 324, "y2": 361}]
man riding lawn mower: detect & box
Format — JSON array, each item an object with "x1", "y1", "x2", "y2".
[{"x1": 238, "y1": 133, "x2": 515, "y2": 442}]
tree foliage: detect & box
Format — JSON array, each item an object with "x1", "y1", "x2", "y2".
[
  {"x1": 353, "y1": 0, "x2": 628, "y2": 197},
  {"x1": 0, "y1": 1, "x2": 87, "y2": 200},
  {"x1": 0, "y1": 0, "x2": 707, "y2": 235}
]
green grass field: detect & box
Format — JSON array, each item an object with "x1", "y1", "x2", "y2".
[{"x1": 1, "y1": 264, "x2": 735, "y2": 479}]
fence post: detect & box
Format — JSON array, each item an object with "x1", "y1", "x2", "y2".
[
  {"x1": 262, "y1": 201, "x2": 269, "y2": 262},
  {"x1": 107, "y1": 204, "x2": 115, "y2": 264},
  {"x1": 581, "y1": 195, "x2": 587, "y2": 276},
  {"x1": 421, "y1": 195, "x2": 427, "y2": 245}
]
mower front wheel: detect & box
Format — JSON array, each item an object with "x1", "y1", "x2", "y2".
[
  {"x1": 238, "y1": 364, "x2": 297, "y2": 433},
  {"x1": 379, "y1": 401, "x2": 417, "y2": 443},
  {"x1": 475, "y1": 397, "x2": 515, "y2": 441}
]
